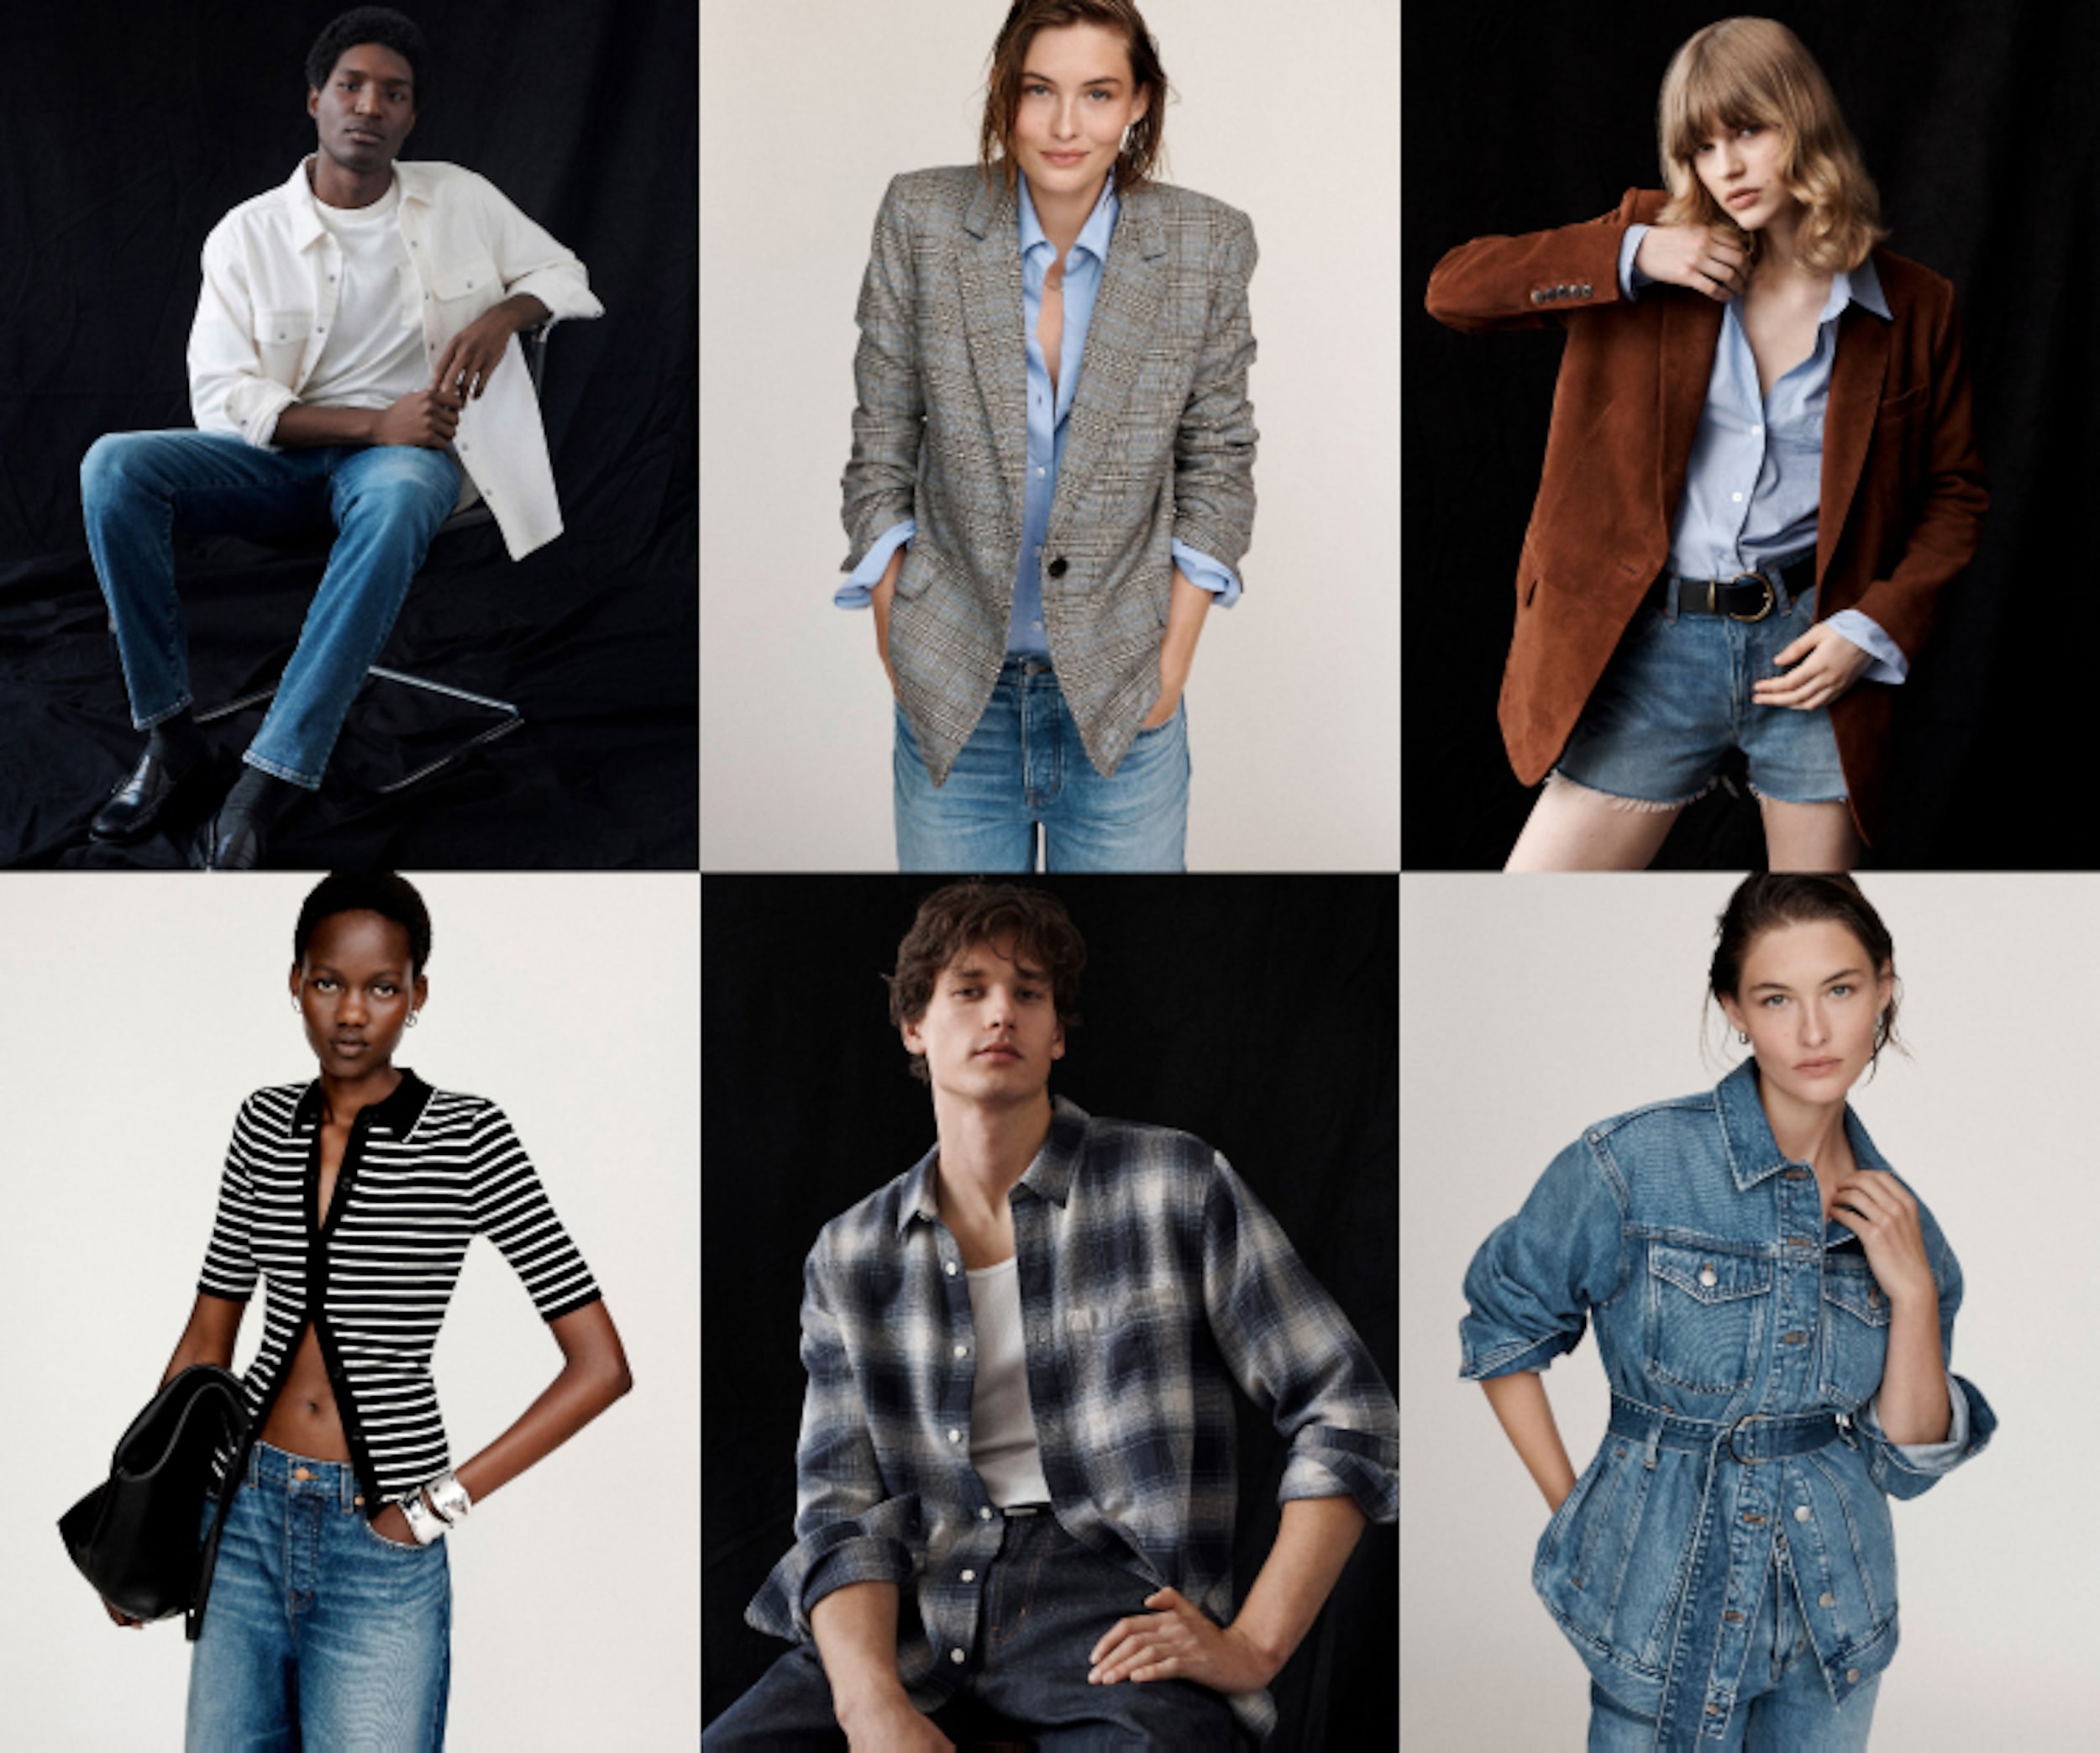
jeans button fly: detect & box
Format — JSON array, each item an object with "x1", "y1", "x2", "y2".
[{"x1": 292, "y1": 1467, "x2": 312, "y2": 1483}]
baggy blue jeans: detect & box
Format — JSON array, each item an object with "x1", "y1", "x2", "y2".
[
  {"x1": 704, "y1": 1508, "x2": 1242, "y2": 1750},
  {"x1": 186, "y1": 1441, "x2": 450, "y2": 1750},
  {"x1": 892, "y1": 659, "x2": 1190, "y2": 872},
  {"x1": 81, "y1": 430, "x2": 461, "y2": 788}
]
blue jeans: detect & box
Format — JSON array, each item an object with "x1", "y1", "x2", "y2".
[
  {"x1": 81, "y1": 429, "x2": 461, "y2": 788},
  {"x1": 186, "y1": 1441, "x2": 450, "y2": 1750},
  {"x1": 704, "y1": 1509, "x2": 1241, "y2": 1750},
  {"x1": 893, "y1": 659, "x2": 1189, "y2": 871},
  {"x1": 1586, "y1": 1548, "x2": 1880, "y2": 1750},
  {"x1": 1554, "y1": 566, "x2": 1848, "y2": 809}
]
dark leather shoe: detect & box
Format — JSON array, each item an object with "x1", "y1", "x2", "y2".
[
  {"x1": 191, "y1": 811, "x2": 265, "y2": 871},
  {"x1": 91, "y1": 752, "x2": 199, "y2": 843}
]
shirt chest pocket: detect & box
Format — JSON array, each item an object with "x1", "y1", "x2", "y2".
[
  {"x1": 252, "y1": 309, "x2": 313, "y2": 385},
  {"x1": 1646, "y1": 1243, "x2": 1772, "y2": 1396},
  {"x1": 1818, "y1": 1262, "x2": 1891, "y2": 1409},
  {"x1": 429, "y1": 254, "x2": 504, "y2": 324},
  {"x1": 1059, "y1": 1291, "x2": 1186, "y2": 1406}
]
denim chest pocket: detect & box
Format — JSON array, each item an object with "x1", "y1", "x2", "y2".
[
  {"x1": 1818, "y1": 1261, "x2": 1891, "y2": 1409},
  {"x1": 1646, "y1": 1243, "x2": 1772, "y2": 1395}
]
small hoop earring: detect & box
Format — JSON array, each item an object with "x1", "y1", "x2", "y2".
[
  {"x1": 407, "y1": 1010, "x2": 420, "y2": 1028},
  {"x1": 1120, "y1": 124, "x2": 1134, "y2": 156},
  {"x1": 1736, "y1": 1031, "x2": 1750, "y2": 1046},
  {"x1": 291, "y1": 998, "x2": 302, "y2": 1013}
]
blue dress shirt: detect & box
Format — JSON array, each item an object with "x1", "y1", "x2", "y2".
[
  {"x1": 836, "y1": 172, "x2": 1239, "y2": 656},
  {"x1": 1619, "y1": 226, "x2": 1906, "y2": 684}
]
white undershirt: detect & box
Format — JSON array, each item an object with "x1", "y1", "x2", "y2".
[
  {"x1": 963, "y1": 1257, "x2": 1053, "y2": 1506},
  {"x1": 303, "y1": 183, "x2": 428, "y2": 412}
]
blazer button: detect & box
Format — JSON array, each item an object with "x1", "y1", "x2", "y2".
[
  {"x1": 1579, "y1": 283, "x2": 1593, "y2": 297},
  {"x1": 1047, "y1": 557, "x2": 1068, "y2": 579},
  {"x1": 1530, "y1": 289, "x2": 1546, "y2": 305}
]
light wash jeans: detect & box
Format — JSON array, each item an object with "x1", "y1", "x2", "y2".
[
  {"x1": 81, "y1": 430, "x2": 460, "y2": 789},
  {"x1": 186, "y1": 1441, "x2": 450, "y2": 1750},
  {"x1": 892, "y1": 658, "x2": 1189, "y2": 871}
]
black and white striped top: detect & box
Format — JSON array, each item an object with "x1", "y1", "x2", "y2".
[{"x1": 198, "y1": 1071, "x2": 601, "y2": 1504}]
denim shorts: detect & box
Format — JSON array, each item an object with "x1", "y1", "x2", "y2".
[
  {"x1": 1553, "y1": 570, "x2": 1848, "y2": 809},
  {"x1": 186, "y1": 1441, "x2": 450, "y2": 1750}
]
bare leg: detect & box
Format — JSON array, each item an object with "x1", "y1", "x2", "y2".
[
  {"x1": 1757, "y1": 795, "x2": 1863, "y2": 872},
  {"x1": 1504, "y1": 776, "x2": 1684, "y2": 871}
]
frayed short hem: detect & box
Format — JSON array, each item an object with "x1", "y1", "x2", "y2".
[
  {"x1": 1546, "y1": 769, "x2": 1717, "y2": 814},
  {"x1": 1745, "y1": 782, "x2": 1851, "y2": 806}
]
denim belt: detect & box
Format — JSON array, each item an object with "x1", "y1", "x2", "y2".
[
  {"x1": 1608, "y1": 1393, "x2": 1844, "y2": 1466},
  {"x1": 1656, "y1": 549, "x2": 1815, "y2": 622}
]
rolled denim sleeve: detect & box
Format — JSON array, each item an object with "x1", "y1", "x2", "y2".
[
  {"x1": 744, "y1": 1241, "x2": 921, "y2": 1642},
  {"x1": 1853, "y1": 1231, "x2": 1995, "y2": 1499},
  {"x1": 1459, "y1": 1136, "x2": 1629, "y2": 1381},
  {"x1": 1202, "y1": 1156, "x2": 1398, "y2": 1525}
]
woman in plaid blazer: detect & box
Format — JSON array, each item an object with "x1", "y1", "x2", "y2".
[{"x1": 834, "y1": 0, "x2": 1257, "y2": 873}]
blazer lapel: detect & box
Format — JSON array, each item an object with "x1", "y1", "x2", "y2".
[
  {"x1": 1048, "y1": 186, "x2": 1165, "y2": 536},
  {"x1": 1657, "y1": 293, "x2": 1724, "y2": 517},
  {"x1": 1817, "y1": 300, "x2": 1892, "y2": 588},
  {"x1": 959, "y1": 174, "x2": 1031, "y2": 523}
]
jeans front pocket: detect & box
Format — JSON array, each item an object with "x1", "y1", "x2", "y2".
[
  {"x1": 1819, "y1": 1260, "x2": 1891, "y2": 1409},
  {"x1": 1646, "y1": 1242, "x2": 1772, "y2": 1396}
]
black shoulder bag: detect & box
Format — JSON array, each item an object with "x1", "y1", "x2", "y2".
[{"x1": 58, "y1": 1364, "x2": 254, "y2": 1640}]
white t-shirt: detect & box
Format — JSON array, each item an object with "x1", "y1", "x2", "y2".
[
  {"x1": 963, "y1": 1257, "x2": 1054, "y2": 1507},
  {"x1": 302, "y1": 184, "x2": 429, "y2": 412}
]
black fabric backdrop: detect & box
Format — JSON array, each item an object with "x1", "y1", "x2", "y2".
[
  {"x1": 0, "y1": 1, "x2": 696, "y2": 868},
  {"x1": 1404, "y1": 3, "x2": 2097, "y2": 869},
  {"x1": 701, "y1": 877, "x2": 1399, "y2": 1749}
]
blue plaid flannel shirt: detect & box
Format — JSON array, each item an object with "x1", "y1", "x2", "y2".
[{"x1": 746, "y1": 1098, "x2": 1398, "y2": 1739}]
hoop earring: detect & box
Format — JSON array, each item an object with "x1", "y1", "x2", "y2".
[
  {"x1": 407, "y1": 1010, "x2": 420, "y2": 1028},
  {"x1": 1120, "y1": 124, "x2": 1134, "y2": 157},
  {"x1": 1736, "y1": 1031, "x2": 1750, "y2": 1046}
]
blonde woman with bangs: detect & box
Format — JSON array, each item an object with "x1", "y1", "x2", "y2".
[{"x1": 1427, "y1": 18, "x2": 1986, "y2": 872}]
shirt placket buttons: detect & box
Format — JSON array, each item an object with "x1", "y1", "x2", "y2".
[{"x1": 1699, "y1": 1265, "x2": 1717, "y2": 1288}]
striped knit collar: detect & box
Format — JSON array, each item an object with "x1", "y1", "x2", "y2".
[{"x1": 290, "y1": 1068, "x2": 433, "y2": 1136}]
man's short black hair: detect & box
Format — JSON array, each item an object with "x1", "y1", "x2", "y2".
[
  {"x1": 294, "y1": 871, "x2": 433, "y2": 975},
  {"x1": 306, "y1": 7, "x2": 430, "y2": 109}
]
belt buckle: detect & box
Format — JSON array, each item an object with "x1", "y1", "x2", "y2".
[
  {"x1": 1728, "y1": 1414, "x2": 1769, "y2": 1465},
  {"x1": 1727, "y1": 570, "x2": 1776, "y2": 623}
]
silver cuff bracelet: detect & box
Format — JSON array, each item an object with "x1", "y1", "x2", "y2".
[
  {"x1": 398, "y1": 1488, "x2": 446, "y2": 1546},
  {"x1": 426, "y1": 1469, "x2": 473, "y2": 1528}
]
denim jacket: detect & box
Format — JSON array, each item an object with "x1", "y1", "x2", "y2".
[{"x1": 1460, "y1": 1062, "x2": 1995, "y2": 1747}]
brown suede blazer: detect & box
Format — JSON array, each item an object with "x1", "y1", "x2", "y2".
[{"x1": 1425, "y1": 188, "x2": 1987, "y2": 844}]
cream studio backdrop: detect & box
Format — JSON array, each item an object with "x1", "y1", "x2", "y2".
[
  {"x1": 1399, "y1": 874, "x2": 2097, "y2": 1748},
  {"x1": 0, "y1": 874, "x2": 699, "y2": 1750},
  {"x1": 699, "y1": 0, "x2": 1400, "y2": 869}
]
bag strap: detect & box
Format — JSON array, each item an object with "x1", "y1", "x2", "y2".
[{"x1": 184, "y1": 1404, "x2": 256, "y2": 1643}]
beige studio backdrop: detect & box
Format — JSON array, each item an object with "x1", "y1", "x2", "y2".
[
  {"x1": 699, "y1": 0, "x2": 1399, "y2": 869},
  {"x1": 0, "y1": 874, "x2": 699, "y2": 1750},
  {"x1": 1400, "y1": 874, "x2": 2099, "y2": 1748}
]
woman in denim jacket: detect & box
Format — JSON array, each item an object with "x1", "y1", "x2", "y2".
[{"x1": 1461, "y1": 875, "x2": 1993, "y2": 1750}]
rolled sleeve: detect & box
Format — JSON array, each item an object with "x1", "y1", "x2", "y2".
[
  {"x1": 1460, "y1": 1136, "x2": 1630, "y2": 1382},
  {"x1": 472, "y1": 171, "x2": 604, "y2": 328},
  {"x1": 1825, "y1": 608, "x2": 1910, "y2": 684},
  {"x1": 1170, "y1": 208, "x2": 1259, "y2": 575},
  {"x1": 841, "y1": 175, "x2": 926, "y2": 573},
  {"x1": 1169, "y1": 538, "x2": 1242, "y2": 608},
  {"x1": 744, "y1": 1245, "x2": 921, "y2": 1643},
  {"x1": 1617, "y1": 224, "x2": 1652, "y2": 301},
  {"x1": 187, "y1": 230, "x2": 297, "y2": 450},
  {"x1": 834, "y1": 517, "x2": 915, "y2": 609},
  {"x1": 1201, "y1": 1155, "x2": 1398, "y2": 1526}
]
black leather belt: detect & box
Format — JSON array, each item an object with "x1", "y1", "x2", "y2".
[
  {"x1": 1659, "y1": 552, "x2": 1814, "y2": 623},
  {"x1": 1608, "y1": 1393, "x2": 1844, "y2": 1465}
]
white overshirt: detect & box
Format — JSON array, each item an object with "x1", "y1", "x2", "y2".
[{"x1": 188, "y1": 156, "x2": 605, "y2": 561}]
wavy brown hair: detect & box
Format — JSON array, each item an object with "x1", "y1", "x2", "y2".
[
  {"x1": 887, "y1": 881, "x2": 1087, "y2": 1083},
  {"x1": 1656, "y1": 17, "x2": 1887, "y2": 275},
  {"x1": 979, "y1": 0, "x2": 1170, "y2": 202}
]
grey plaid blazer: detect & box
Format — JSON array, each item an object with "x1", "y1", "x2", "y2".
[{"x1": 842, "y1": 165, "x2": 1258, "y2": 785}]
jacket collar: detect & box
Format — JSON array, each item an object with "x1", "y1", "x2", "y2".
[
  {"x1": 291, "y1": 1068, "x2": 433, "y2": 1138},
  {"x1": 894, "y1": 1094, "x2": 1091, "y2": 1239},
  {"x1": 278, "y1": 155, "x2": 434, "y2": 251},
  {"x1": 1714, "y1": 1057, "x2": 1892, "y2": 1192}
]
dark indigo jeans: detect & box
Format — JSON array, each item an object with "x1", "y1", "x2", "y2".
[
  {"x1": 81, "y1": 429, "x2": 460, "y2": 789},
  {"x1": 186, "y1": 1441, "x2": 450, "y2": 1750},
  {"x1": 705, "y1": 1509, "x2": 1242, "y2": 1750}
]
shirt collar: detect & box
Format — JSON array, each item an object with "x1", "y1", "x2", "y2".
[
  {"x1": 291, "y1": 1068, "x2": 433, "y2": 1137},
  {"x1": 1017, "y1": 170, "x2": 1120, "y2": 269},
  {"x1": 1714, "y1": 1057, "x2": 1891, "y2": 1194},
  {"x1": 281, "y1": 155, "x2": 432, "y2": 250},
  {"x1": 893, "y1": 1094, "x2": 1092, "y2": 1238},
  {"x1": 1827, "y1": 254, "x2": 1890, "y2": 323}
]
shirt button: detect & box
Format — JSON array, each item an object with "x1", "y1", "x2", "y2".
[
  {"x1": 945, "y1": 1261, "x2": 958, "y2": 1277},
  {"x1": 1751, "y1": 424, "x2": 1763, "y2": 436},
  {"x1": 1819, "y1": 1592, "x2": 1835, "y2": 1608},
  {"x1": 1794, "y1": 1505, "x2": 1811, "y2": 1523},
  {"x1": 979, "y1": 1506, "x2": 992, "y2": 1520},
  {"x1": 954, "y1": 1344, "x2": 969, "y2": 1358},
  {"x1": 292, "y1": 1467, "x2": 312, "y2": 1482},
  {"x1": 961, "y1": 1568, "x2": 976, "y2": 1582},
  {"x1": 1847, "y1": 1668, "x2": 1860, "y2": 1684},
  {"x1": 1698, "y1": 1266, "x2": 1717, "y2": 1288},
  {"x1": 1034, "y1": 467, "x2": 1046, "y2": 478},
  {"x1": 1730, "y1": 491, "x2": 1744, "y2": 503},
  {"x1": 951, "y1": 1649, "x2": 966, "y2": 1665},
  {"x1": 948, "y1": 1428, "x2": 963, "y2": 1444}
]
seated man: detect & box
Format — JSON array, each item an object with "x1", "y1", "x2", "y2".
[
  {"x1": 81, "y1": 4, "x2": 602, "y2": 868},
  {"x1": 706, "y1": 882, "x2": 1399, "y2": 1749}
]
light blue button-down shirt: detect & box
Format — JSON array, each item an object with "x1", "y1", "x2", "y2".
[
  {"x1": 835, "y1": 172, "x2": 1239, "y2": 655},
  {"x1": 1620, "y1": 226, "x2": 1906, "y2": 683}
]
